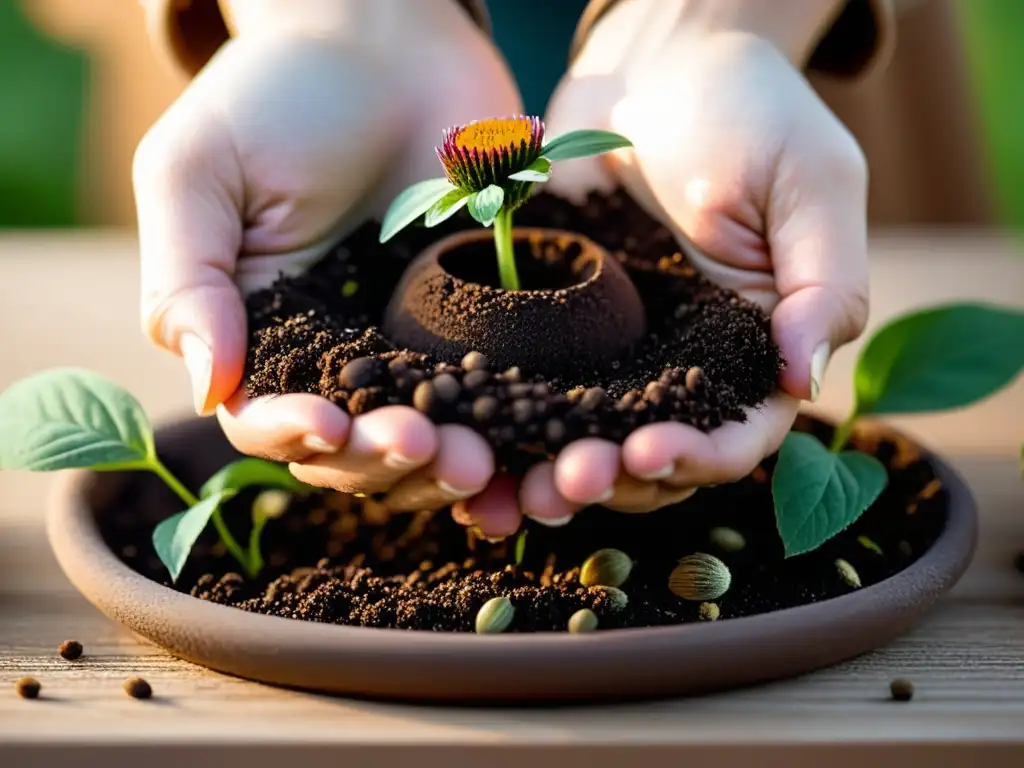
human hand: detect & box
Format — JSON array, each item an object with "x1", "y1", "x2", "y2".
[
  {"x1": 514, "y1": 0, "x2": 870, "y2": 521},
  {"x1": 133, "y1": 0, "x2": 523, "y2": 512}
]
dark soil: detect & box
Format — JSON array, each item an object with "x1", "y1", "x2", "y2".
[
  {"x1": 93, "y1": 416, "x2": 948, "y2": 633},
  {"x1": 243, "y1": 189, "x2": 784, "y2": 468}
]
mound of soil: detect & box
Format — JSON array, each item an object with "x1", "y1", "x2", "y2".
[
  {"x1": 94, "y1": 417, "x2": 948, "y2": 633},
  {"x1": 243, "y1": 189, "x2": 784, "y2": 467}
]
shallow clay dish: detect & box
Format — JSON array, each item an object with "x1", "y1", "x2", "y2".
[{"x1": 47, "y1": 417, "x2": 977, "y2": 704}]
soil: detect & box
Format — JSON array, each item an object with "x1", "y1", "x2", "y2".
[
  {"x1": 244, "y1": 189, "x2": 784, "y2": 468},
  {"x1": 93, "y1": 416, "x2": 948, "y2": 633}
]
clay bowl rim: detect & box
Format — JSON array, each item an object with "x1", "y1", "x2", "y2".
[
  {"x1": 421, "y1": 226, "x2": 616, "y2": 298},
  {"x1": 45, "y1": 415, "x2": 977, "y2": 701}
]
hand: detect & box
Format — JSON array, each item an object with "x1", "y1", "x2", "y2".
[
  {"x1": 517, "y1": 0, "x2": 869, "y2": 521},
  {"x1": 133, "y1": 0, "x2": 523, "y2": 512}
]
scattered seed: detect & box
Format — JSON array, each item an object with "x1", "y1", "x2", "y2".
[
  {"x1": 889, "y1": 678, "x2": 914, "y2": 701},
  {"x1": 338, "y1": 356, "x2": 383, "y2": 389},
  {"x1": 899, "y1": 540, "x2": 913, "y2": 557},
  {"x1": 412, "y1": 380, "x2": 437, "y2": 414},
  {"x1": 123, "y1": 677, "x2": 152, "y2": 699},
  {"x1": 857, "y1": 535, "x2": 883, "y2": 555},
  {"x1": 16, "y1": 677, "x2": 40, "y2": 699},
  {"x1": 433, "y1": 373, "x2": 461, "y2": 404},
  {"x1": 462, "y1": 369, "x2": 490, "y2": 390},
  {"x1": 252, "y1": 489, "x2": 292, "y2": 523},
  {"x1": 684, "y1": 366, "x2": 703, "y2": 391},
  {"x1": 461, "y1": 351, "x2": 489, "y2": 371},
  {"x1": 475, "y1": 596, "x2": 515, "y2": 634},
  {"x1": 698, "y1": 602, "x2": 720, "y2": 621},
  {"x1": 341, "y1": 279, "x2": 359, "y2": 297},
  {"x1": 58, "y1": 640, "x2": 83, "y2": 661},
  {"x1": 579, "y1": 548, "x2": 633, "y2": 588},
  {"x1": 568, "y1": 608, "x2": 599, "y2": 633},
  {"x1": 669, "y1": 553, "x2": 731, "y2": 601},
  {"x1": 835, "y1": 558, "x2": 861, "y2": 588},
  {"x1": 919, "y1": 478, "x2": 942, "y2": 500},
  {"x1": 592, "y1": 585, "x2": 629, "y2": 612},
  {"x1": 709, "y1": 526, "x2": 746, "y2": 553}
]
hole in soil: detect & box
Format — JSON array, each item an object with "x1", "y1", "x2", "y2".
[{"x1": 438, "y1": 232, "x2": 591, "y2": 291}]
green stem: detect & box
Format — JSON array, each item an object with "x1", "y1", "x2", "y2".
[
  {"x1": 151, "y1": 459, "x2": 254, "y2": 577},
  {"x1": 829, "y1": 412, "x2": 858, "y2": 453},
  {"x1": 247, "y1": 519, "x2": 267, "y2": 577},
  {"x1": 493, "y1": 207, "x2": 519, "y2": 291}
]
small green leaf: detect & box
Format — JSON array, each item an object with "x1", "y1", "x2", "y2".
[
  {"x1": 152, "y1": 492, "x2": 230, "y2": 582},
  {"x1": 854, "y1": 303, "x2": 1024, "y2": 416},
  {"x1": 539, "y1": 130, "x2": 632, "y2": 162},
  {"x1": 467, "y1": 185, "x2": 505, "y2": 226},
  {"x1": 378, "y1": 178, "x2": 455, "y2": 242},
  {"x1": 514, "y1": 529, "x2": 528, "y2": 566},
  {"x1": 0, "y1": 368, "x2": 154, "y2": 472},
  {"x1": 424, "y1": 188, "x2": 472, "y2": 227},
  {"x1": 200, "y1": 458, "x2": 306, "y2": 500},
  {"x1": 772, "y1": 432, "x2": 888, "y2": 558},
  {"x1": 508, "y1": 157, "x2": 552, "y2": 182}
]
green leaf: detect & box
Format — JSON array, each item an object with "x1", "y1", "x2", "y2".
[
  {"x1": 200, "y1": 458, "x2": 306, "y2": 500},
  {"x1": 539, "y1": 130, "x2": 633, "y2": 162},
  {"x1": 508, "y1": 157, "x2": 552, "y2": 182},
  {"x1": 152, "y1": 492, "x2": 230, "y2": 582},
  {"x1": 424, "y1": 188, "x2": 472, "y2": 227},
  {"x1": 378, "y1": 178, "x2": 455, "y2": 242},
  {"x1": 0, "y1": 368, "x2": 154, "y2": 472},
  {"x1": 854, "y1": 303, "x2": 1024, "y2": 416},
  {"x1": 467, "y1": 185, "x2": 505, "y2": 226},
  {"x1": 772, "y1": 432, "x2": 888, "y2": 558},
  {"x1": 514, "y1": 529, "x2": 528, "y2": 566}
]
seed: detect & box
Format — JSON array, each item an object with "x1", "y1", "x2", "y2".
[
  {"x1": 669, "y1": 553, "x2": 731, "y2": 601},
  {"x1": 59, "y1": 639, "x2": 83, "y2": 661},
  {"x1": 684, "y1": 366, "x2": 703, "y2": 391},
  {"x1": 709, "y1": 526, "x2": 746, "y2": 553},
  {"x1": 503, "y1": 366, "x2": 522, "y2": 383},
  {"x1": 472, "y1": 395, "x2": 499, "y2": 423},
  {"x1": 433, "y1": 373, "x2": 461, "y2": 404},
  {"x1": 899, "y1": 540, "x2": 913, "y2": 557},
  {"x1": 544, "y1": 418, "x2": 566, "y2": 444},
  {"x1": 252, "y1": 489, "x2": 291, "y2": 523},
  {"x1": 698, "y1": 602, "x2": 720, "y2": 621},
  {"x1": 16, "y1": 677, "x2": 40, "y2": 699},
  {"x1": 591, "y1": 585, "x2": 628, "y2": 612},
  {"x1": 462, "y1": 370, "x2": 490, "y2": 391},
  {"x1": 568, "y1": 608, "x2": 599, "y2": 633},
  {"x1": 124, "y1": 677, "x2": 153, "y2": 699},
  {"x1": 889, "y1": 678, "x2": 914, "y2": 702},
  {"x1": 579, "y1": 548, "x2": 632, "y2": 588},
  {"x1": 511, "y1": 398, "x2": 534, "y2": 424},
  {"x1": 412, "y1": 380, "x2": 437, "y2": 414},
  {"x1": 338, "y1": 356, "x2": 383, "y2": 389},
  {"x1": 475, "y1": 596, "x2": 514, "y2": 634},
  {"x1": 341, "y1": 279, "x2": 359, "y2": 297},
  {"x1": 580, "y1": 387, "x2": 607, "y2": 411},
  {"x1": 461, "y1": 351, "x2": 489, "y2": 371},
  {"x1": 643, "y1": 381, "x2": 664, "y2": 404},
  {"x1": 857, "y1": 535, "x2": 883, "y2": 555},
  {"x1": 835, "y1": 558, "x2": 861, "y2": 588}
]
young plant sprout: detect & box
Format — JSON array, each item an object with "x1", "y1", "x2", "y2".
[
  {"x1": 0, "y1": 368, "x2": 308, "y2": 581},
  {"x1": 378, "y1": 115, "x2": 633, "y2": 290}
]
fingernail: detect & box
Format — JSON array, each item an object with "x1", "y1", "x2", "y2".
[
  {"x1": 302, "y1": 435, "x2": 339, "y2": 454},
  {"x1": 180, "y1": 333, "x2": 212, "y2": 414},
  {"x1": 531, "y1": 514, "x2": 573, "y2": 528},
  {"x1": 484, "y1": 535, "x2": 508, "y2": 544},
  {"x1": 585, "y1": 488, "x2": 614, "y2": 505},
  {"x1": 383, "y1": 451, "x2": 420, "y2": 470},
  {"x1": 637, "y1": 463, "x2": 674, "y2": 481},
  {"x1": 437, "y1": 480, "x2": 477, "y2": 500},
  {"x1": 810, "y1": 342, "x2": 831, "y2": 402}
]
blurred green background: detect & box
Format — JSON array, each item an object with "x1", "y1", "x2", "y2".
[{"x1": 1, "y1": 0, "x2": 1021, "y2": 229}]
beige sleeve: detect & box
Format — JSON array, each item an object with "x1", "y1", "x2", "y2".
[{"x1": 139, "y1": 0, "x2": 492, "y2": 78}]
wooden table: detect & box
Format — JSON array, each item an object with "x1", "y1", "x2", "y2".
[{"x1": 1, "y1": 231, "x2": 1023, "y2": 767}]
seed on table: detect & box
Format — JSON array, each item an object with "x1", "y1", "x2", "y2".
[
  {"x1": 580, "y1": 548, "x2": 632, "y2": 588},
  {"x1": 568, "y1": 608, "x2": 599, "y2": 633},
  {"x1": 889, "y1": 678, "x2": 914, "y2": 702},
  {"x1": 433, "y1": 373, "x2": 462, "y2": 404},
  {"x1": 123, "y1": 677, "x2": 153, "y2": 700},
  {"x1": 58, "y1": 639, "x2": 83, "y2": 661},
  {"x1": 412, "y1": 380, "x2": 437, "y2": 414},
  {"x1": 669, "y1": 553, "x2": 732, "y2": 601},
  {"x1": 16, "y1": 677, "x2": 41, "y2": 699},
  {"x1": 461, "y1": 351, "x2": 489, "y2": 372}
]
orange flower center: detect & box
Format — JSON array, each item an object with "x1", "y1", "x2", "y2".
[{"x1": 454, "y1": 118, "x2": 535, "y2": 154}]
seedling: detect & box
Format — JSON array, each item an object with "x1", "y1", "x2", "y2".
[
  {"x1": 0, "y1": 368, "x2": 308, "y2": 581},
  {"x1": 772, "y1": 302, "x2": 1024, "y2": 557},
  {"x1": 378, "y1": 115, "x2": 632, "y2": 290}
]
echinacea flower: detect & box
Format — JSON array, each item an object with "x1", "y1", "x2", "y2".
[{"x1": 379, "y1": 115, "x2": 633, "y2": 290}]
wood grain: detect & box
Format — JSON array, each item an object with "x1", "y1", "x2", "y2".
[{"x1": 1, "y1": 232, "x2": 1023, "y2": 763}]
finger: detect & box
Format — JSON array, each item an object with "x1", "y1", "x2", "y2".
[
  {"x1": 287, "y1": 406, "x2": 437, "y2": 494},
  {"x1": 606, "y1": 481, "x2": 698, "y2": 514},
  {"x1": 553, "y1": 438, "x2": 621, "y2": 506},
  {"x1": 769, "y1": 136, "x2": 870, "y2": 401},
  {"x1": 133, "y1": 102, "x2": 246, "y2": 416},
  {"x1": 382, "y1": 425, "x2": 494, "y2": 512},
  {"x1": 453, "y1": 475, "x2": 522, "y2": 541},
  {"x1": 622, "y1": 394, "x2": 799, "y2": 488},
  {"x1": 216, "y1": 389, "x2": 350, "y2": 463},
  {"x1": 520, "y1": 462, "x2": 580, "y2": 527}
]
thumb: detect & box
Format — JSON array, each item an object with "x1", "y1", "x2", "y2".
[
  {"x1": 768, "y1": 148, "x2": 870, "y2": 402},
  {"x1": 133, "y1": 108, "x2": 247, "y2": 416}
]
